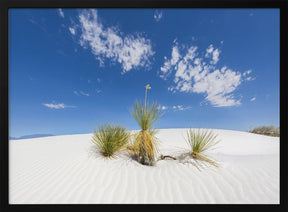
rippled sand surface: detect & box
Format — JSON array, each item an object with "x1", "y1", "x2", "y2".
[{"x1": 9, "y1": 129, "x2": 279, "y2": 204}]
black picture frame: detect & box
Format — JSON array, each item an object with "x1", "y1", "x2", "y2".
[{"x1": 1, "y1": 0, "x2": 287, "y2": 211}]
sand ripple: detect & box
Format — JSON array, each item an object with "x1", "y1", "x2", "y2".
[{"x1": 9, "y1": 130, "x2": 279, "y2": 204}]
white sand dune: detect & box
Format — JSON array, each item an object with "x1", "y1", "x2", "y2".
[{"x1": 9, "y1": 128, "x2": 279, "y2": 204}]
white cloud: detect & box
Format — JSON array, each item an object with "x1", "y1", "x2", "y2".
[
  {"x1": 212, "y1": 48, "x2": 220, "y2": 64},
  {"x1": 157, "y1": 104, "x2": 192, "y2": 111},
  {"x1": 161, "y1": 105, "x2": 168, "y2": 110},
  {"x1": 172, "y1": 105, "x2": 192, "y2": 111},
  {"x1": 154, "y1": 10, "x2": 163, "y2": 22},
  {"x1": 193, "y1": 69, "x2": 242, "y2": 107},
  {"x1": 76, "y1": 9, "x2": 154, "y2": 74},
  {"x1": 243, "y1": 70, "x2": 255, "y2": 81},
  {"x1": 205, "y1": 44, "x2": 214, "y2": 57},
  {"x1": 74, "y1": 90, "x2": 90, "y2": 96},
  {"x1": 79, "y1": 91, "x2": 90, "y2": 96},
  {"x1": 171, "y1": 46, "x2": 181, "y2": 64},
  {"x1": 245, "y1": 76, "x2": 255, "y2": 81},
  {"x1": 69, "y1": 27, "x2": 76, "y2": 35},
  {"x1": 160, "y1": 46, "x2": 181, "y2": 79},
  {"x1": 160, "y1": 42, "x2": 247, "y2": 107},
  {"x1": 157, "y1": 105, "x2": 168, "y2": 111},
  {"x1": 243, "y1": 70, "x2": 252, "y2": 76},
  {"x1": 168, "y1": 86, "x2": 176, "y2": 93},
  {"x1": 43, "y1": 102, "x2": 76, "y2": 109},
  {"x1": 250, "y1": 97, "x2": 256, "y2": 102},
  {"x1": 204, "y1": 44, "x2": 220, "y2": 64},
  {"x1": 58, "y1": 9, "x2": 64, "y2": 18}
]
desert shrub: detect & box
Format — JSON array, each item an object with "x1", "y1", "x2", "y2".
[
  {"x1": 249, "y1": 125, "x2": 280, "y2": 137},
  {"x1": 131, "y1": 84, "x2": 163, "y2": 166},
  {"x1": 91, "y1": 124, "x2": 130, "y2": 158},
  {"x1": 185, "y1": 128, "x2": 220, "y2": 167}
]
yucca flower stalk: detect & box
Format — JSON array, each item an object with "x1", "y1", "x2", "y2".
[
  {"x1": 91, "y1": 123, "x2": 130, "y2": 158},
  {"x1": 144, "y1": 84, "x2": 151, "y2": 110},
  {"x1": 131, "y1": 84, "x2": 163, "y2": 165},
  {"x1": 185, "y1": 128, "x2": 220, "y2": 167}
]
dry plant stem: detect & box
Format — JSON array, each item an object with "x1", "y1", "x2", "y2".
[
  {"x1": 158, "y1": 155, "x2": 177, "y2": 160},
  {"x1": 193, "y1": 152, "x2": 219, "y2": 167},
  {"x1": 134, "y1": 130, "x2": 156, "y2": 165}
]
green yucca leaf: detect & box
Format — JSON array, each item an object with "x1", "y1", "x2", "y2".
[
  {"x1": 186, "y1": 128, "x2": 220, "y2": 154},
  {"x1": 91, "y1": 123, "x2": 130, "y2": 158},
  {"x1": 132, "y1": 100, "x2": 163, "y2": 131}
]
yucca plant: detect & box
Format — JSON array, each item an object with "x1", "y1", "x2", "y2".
[
  {"x1": 91, "y1": 123, "x2": 130, "y2": 158},
  {"x1": 131, "y1": 84, "x2": 163, "y2": 165},
  {"x1": 185, "y1": 128, "x2": 220, "y2": 167}
]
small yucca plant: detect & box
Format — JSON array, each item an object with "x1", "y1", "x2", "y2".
[
  {"x1": 131, "y1": 84, "x2": 163, "y2": 165},
  {"x1": 186, "y1": 128, "x2": 220, "y2": 166},
  {"x1": 91, "y1": 124, "x2": 130, "y2": 158}
]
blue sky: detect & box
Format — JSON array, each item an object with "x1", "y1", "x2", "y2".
[{"x1": 9, "y1": 8, "x2": 279, "y2": 137}]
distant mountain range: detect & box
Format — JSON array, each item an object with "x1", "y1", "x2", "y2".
[{"x1": 9, "y1": 134, "x2": 55, "y2": 140}]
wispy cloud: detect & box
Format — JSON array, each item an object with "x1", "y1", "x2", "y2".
[
  {"x1": 250, "y1": 97, "x2": 256, "y2": 102},
  {"x1": 58, "y1": 9, "x2": 64, "y2": 18},
  {"x1": 160, "y1": 40, "x2": 181, "y2": 80},
  {"x1": 79, "y1": 91, "x2": 90, "y2": 96},
  {"x1": 29, "y1": 18, "x2": 47, "y2": 32},
  {"x1": 71, "y1": 9, "x2": 154, "y2": 74},
  {"x1": 43, "y1": 102, "x2": 76, "y2": 109},
  {"x1": 245, "y1": 76, "x2": 255, "y2": 81},
  {"x1": 172, "y1": 105, "x2": 192, "y2": 112},
  {"x1": 243, "y1": 70, "x2": 251, "y2": 76},
  {"x1": 74, "y1": 90, "x2": 90, "y2": 96},
  {"x1": 95, "y1": 89, "x2": 102, "y2": 93},
  {"x1": 160, "y1": 41, "x2": 253, "y2": 107},
  {"x1": 69, "y1": 27, "x2": 76, "y2": 35},
  {"x1": 243, "y1": 70, "x2": 255, "y2": 81},
  {"x1": 154, "y1": 10, "x2": 163, "y2": 22},
  {"x1": 161, "y1": 105, "x2": 168, "y2": 110},
  {"x1": 205, "y1": 44, "x2": 220, "y2": 64},
  {"x1": 158, "y1": 104, "x2": 192, "y2": 112},
  {"x1": 158, "y1": 105, "x2": 168, "y2": 110}
]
